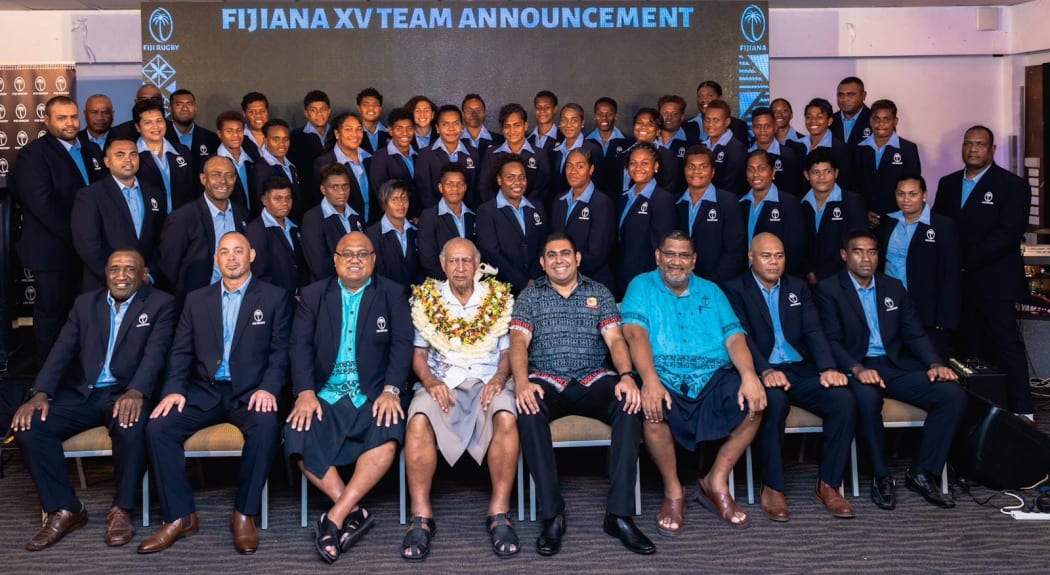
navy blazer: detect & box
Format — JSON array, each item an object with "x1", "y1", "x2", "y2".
[
  {"x1": 312, "y1": 150, "x2": 376, "y2": 224},
  {"x1": 74, "y1": 132, "x2": 106, "y2": 175},
  {"x1": 475, "y1": 197, "x2": 548, "y2": 294},
  {"x1": 288, "y1": 127, "x2": 335, "y2": 209},
  {"x1": 369, "y1": 147, "x2": 421, "y2": 220},
  {"x1": 616, "y1": 185, "x2": 676, "y2": 296},
  {"x1": 855, "y1": 137, "x2": 922, "y2": 217},
  {"x1": 477, "y1": 146, "x2": 552, "y2": 207},
  {"x1": 675, "y1": 188, "x2": 747, "y2": 284},
  {"x1": 137, "y1": 141, "x2": 198, "y2": 212},
  {"x1": 290, "y1": 276, "x2": 412, "y2": 399},
  {"x1": 724, "y1": 273, "x2": 836, "y2": 375},
  {"x1": 71, "y1": 176, "x2": 167, "y2": 292},
  {"x1": 609, "y1": 141, "x2": 679, "y2": 198},
  {"x1": 801, "y1": 190, "x2": 868, "y2": 281},
  {"x1": 245, "y1": 216, "x2": 308, "y2": 295},
  {"x1": 34, "y1": 285, "x2": 175, "y2": 401},
  {"x1": 683, "y1": 116, "x2": 751, "y2": 147},
  {"x1": 549, "y1": 140, "x2": 605, "y2": 201},
  {"x1": 157, "y1": 196, "x2": 249, "y2": 303},
  {"x1": 241, "y1": 136, "x2": 263, "y2": 164},
  {"x1": 163, "y1": 278, "x2": 291, "y2": 409},
  {"x1": 414, "y1": 144, "x2": 482, "y2": 210},
  {"x1": 527, "y1": 128, "x2": 564, "y2": 154},
  {"x1": 590, "y1": 135, "x2": 631, "y2": 199},
  {"x1": 877, "y1": 212, "x2": 961, "y2": 330},
  {"x1": 933, "y1": 163, "x2": 1030, "y2": 301},
  {"x1": 165, "y1": 122, "x2": 221, "y2": 176},
  {"x1": 461, "y1": 132, "x2": 505, "y2": 159},
  {"x1": 740, "y1": 190, "x2": 806, "y2": 276},
  {"x1": 360, "y1": 129, "x2": 391, "y2": 155},
  {"x1": 815, "y1": 270, "x2": 940, "y2": 374},
  {"x1": 10, "y1": 134, "x2": 106, "y2": 270},
  {"x1": 709, "y1": 137, "x2": 749, "y2": 196},
  {"x1": 251, "y1": 160, "x2": 303, "y2": 221},
  {"x1": 365, "y1": 221, "x2": 421, "y2": 287},
  {"x1": 830, "y1": 106, "x2": 873, "y2": 147},
  {"x1": 416, "y1": 205, "x2": 476, "y2": 280},
  {"x1": 299, "y1": 204, "x2": 364, "y2": 282},
  {"x1": 551, "y1": 187, "x2": 616, "y2": 292},
  {"x1": 767, "y1": 144, "x2": 805, "y2": 198}
]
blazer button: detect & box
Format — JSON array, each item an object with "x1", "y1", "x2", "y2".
[{"x1": 216, "y1": 360, "x2": 221, "y2": 365}]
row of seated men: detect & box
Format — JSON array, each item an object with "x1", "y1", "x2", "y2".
[{"x1": 10, "y1": 227, "x2": 966, "y2": 563}]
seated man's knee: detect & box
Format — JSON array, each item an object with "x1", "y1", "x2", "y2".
[{"x1": 764, "y1": 387, "x2": 790, "y2": 420}]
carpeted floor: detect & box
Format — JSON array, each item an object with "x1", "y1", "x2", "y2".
[{"x1": 2, "y1": 388, "x2": 1050, "y2": 574}]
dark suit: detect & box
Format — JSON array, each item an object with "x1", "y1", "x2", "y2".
[
  {"x1": 615, "y1": 185, "x2": 676, "y2": 297},
  {"x1": 933, "y1": 163, "x2": 1031, "y2": 412},
  {"x1": 707, "y1": 136, "x2": 749, "y2": 196},
  {"x1": 241, "y1": 135, "x2": 263, "y2": 164},
  {"x1": 764, "y1": 142, "x2": 805, "y2": 198},
  {"x1": 416, "y1": 204, "x2": 476, "y2": 280},
  {"x1": 855, "y1": 136, "x2": 922, "y2": 217},
  {"x1": 251, "y1": 160, "x2": 303, "y2": 222},
  {"x1": 683, "y1": 115, "x2": 751, "y2": 147},
  {"x1": 74, "y1": 132, "x2": 106, "y2": 172},
  {"x1": 815, "y1": 271, "x2": 966, "y2": 478},
  {"x1": 288, "y1": 127, "x2": 335, "y2": 211},
  {"x1": 588, "y1": 133, "x2": 631, "y2": 199},
  {"x1": 245, "y1": 215, "x2": 308, "y2": 295},
  {"x1": 209, "y1": 149, "x2": 255, "y2": 219},
  {"x1": 365, "y1": 220, "x2": 421, "y2": 287},
  {"x1": 551, "y1": 186, "x2": 616, "y2": 292},
  {"x1": 725, "y1": 273, "x2": 853, "y2": 490},
  {"x1": 675, "y1": 187, "x2": 747, "y2": 285},
  {"x1": 137, "y1": 141, "x2": 198, "y2": 212},
  {"x1": 360, "y1": 127, "x2": 390, "y2": 155},
  {"x1": 527, "y1": 127, "x2": 564, "y2": 154},
  {"x1": 299, "y1": 203, "x2": 364, "y2": 282},
  {"x1": 369, "y1": 146, "x2": 421, "y2": 220},
  {"x1": 14, "y1": 286, "x2": 175, "y2": 513},
  {"x1": 414, "y1": 144, "x2": 482, "y2": 210},
  {"x1": 71, "y1": 177, "x2": 166, "y2": 293},
  {"x1": 165, "y1": 122, "x2": 220, "y2": 177},
  {"x1": 549, "y1": 139, "x2": 605, "y2": 201},
  {"x1": 157, "y1": 196, "x2": 249, "y2": 304},
  {"x1": 830, "y1": 107, "x2": 872, "y2": 147},
  {"x1": 740, "y1": 188, "x2": 806, "y2": 276},
  {"x1": 477, "y1": 144, "x2": 552, "y2": 207},
  {"x1": 461, "y1": 131, "x2": 504, "y2": 159},
  {"x1": 801, "y1": 189, "x2": 868, "y2": 281},
  {"x1": 147, "y1": 278, "x2": 291, "y2": 521},
  {"x1": 10, "y1": 134, "x2": 106, "y2": 361},
  {"x1": 475, "y1": 196, "x2": 548, "y2": 294},
  {"x1": 312, "y1": 150, "x2": 375, "y2": 223},
  {"x1": 802, "y1": 137, "x2": 857, "y2": 192}
]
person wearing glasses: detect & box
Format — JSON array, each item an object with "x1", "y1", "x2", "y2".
[{"x1": 366, "y1": 179, "x2": 421, "y2": 287}]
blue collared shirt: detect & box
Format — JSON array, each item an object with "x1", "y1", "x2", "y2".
[
  {"x1": 386, "y1": 140, "x2": 416, "y2": 178},
  {"x1": 174, "y1": 123, "x2": 194, "y2": 149},
  {"x1": 677, "y1": 185, "x2": 718, "y2": 235},
  {"x1": 215, "y1": 275, "x2": 251, "y2": 380},
  {"x1": 321, "y1": 197, "x2": 359, "y2": 233},
  {"x1": 801, "y1": 185, "x2": 843, "y2": 233},
  {"x1": 839, "y1": 112, "x2": 858, "y2": 142},
  {"x1": 884, "y1": 204, "x2": 932, "y2": 290},
  {"x1": 438, "y1": 198, "x2": 473, "y2": 238},
  {"x1": 749, "y1": 139, "x2": 782, "y2": 156},
  {"x1": 740, "y1": 184, "x2": 781, "y2": 243},
  {"x1": 113, "y1": 176, "x2": 145, "y2": 238},
  {"x1": 753, "y1": 274, "x2": 803, "y2": 365},
  {"x1": 58, "y1": 137, "x2": 89, "y2": 186},
  {"x1": 414, "y1": 128, "x2": 433, "y2": 150},
  {"x1": 656, "y1": 128, "x2": 687, "y2": 150},
  {"x1": 431, "y1": 139, "x2": 470, "y2": 162},
  {"x1": 561, "y1": 182, "x2": 596, "y2": 224},
  {"x1": 205, "y1": 196, "x2": 237, "y2": 283},
  {"x1": 781, "y1": 127, "x2": 804, "y2": 143},
  {"x1": 586, "y1": 127, "x2": 625, "y2": 154},
  {"x1": 553, "y1": 135, "x2": 585, "y2": 171},
  {"x1": 799, "y1": 131, "x2": 833, "y2": 151},
  {"x1": 961, "y1": 164, "x2": 992, "y2": 207},
  {"x1": 859, "y1": 133, "x2": 901, "y2": 169},
  {"x1": 493, "y1": 139, "x2": 537, "y2": 156},
  {"x1": 96, "y1": 291, "x2": 137, "y2": 387},
  {"x1": 87, "y1": 130, "x2": 109, "y2": 151},
  {"x1": 849, "y1": 274, "x2": 886, "y2": 358},
  {"x1": 461, "y1": 126, "x2": 493, "y2": 150},
  {"x1": 261, "y1": 207, "x2": 297, "y2": 250},
  {"x1": 702, "y1": 130, "x2": 734, "y2": 150},
  {"x1": 380, "y1": 214, "x2": 416, "y2": 257},
  {"x1": 303, "y1": 122, "x2": 328, "y2": 146},
  {"x1": 319, "y1": 278, "x2": 372, "y2": 407},
  {"x1": 619, "y1": 179, "x2": 657, "y2": 230},
  {"x1": 529, "y1": 124, "x2": 560, "y2": 149},
  {"x1": 217, "y1": 144, "x2": 254, "y2": 211},
  {"x1": 334, "y1": 146, "x2": 372, "y2": 220},
  {"x1": 496, "y1": 191, "x2": 536, "y2": 234},
  {"x1": 364, "y1": 121, "x2": 386, "y2": 151}
]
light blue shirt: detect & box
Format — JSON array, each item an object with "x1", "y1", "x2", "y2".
[
  {"x1": 437, "y1": 198, "x2": 473, "y2": 238},
  {"x1": 702, "y1": 130, "x2": 734, "y2": 150},
  {"x1": 740, "y1": 184, "x2": 781, "y2": 244},
  {"x1": 619, "y1": 179, "x2": 657, "y2": 231},
  {"x1": 461, "y1": 126, "x2": 493, "y2": 150},
  {"x1": 205, "y1": 196, "x2": 237, "y2": 283},
  {"x1": 334, "y1": 146, "x2": 372, "y2": 220},
  {"x1": 859, "y1": 133, "x2": 901, "y2": 169},
  {"x1": 174, "y1": 123, "x2": 194, "y2": 150},
  {"x1": 138, "y1": 138, "x2": 180, "y2": 213},
  {"x1": 753, "y1": 274, "x2": 803, "y2": 365},
  {"x1": 961, "y1": 164, "x2": 992, "y2": 207},
  {"x1": 217, "y1": 144, "x2": 253, "y2": 210},
  {"x1": 96, "y1": 291, "x2": 137, "y2": 387},
  {"x1": 492, "y1": 139, "x2": 537, "y2": 156},
  {"x1": 386, "y1": 140, "x2": 416, "y2": 178},
  {"x1": 677, "y1": 185, "x2": 718, "y2": 236},
  {"x1": 561, "y1": 182, "x2": 596, "y2": 224},
  {"x1": 215, "y1": 276, "x2": 251, "y2": 380},
  {"x1": 303, "y1": 122, "x2": 328, "y2": 145},
  {"x1": 496, "y1": 191, "x2": 536, "y2": 234},
  {"x1": 839, "y1": 112, "x2": 858, "y2": 142},
  {"x1": 364, "y1": 121, "x2": 386, "y2": 151},
  {"x1": 849, "y1": 274, "x2": 886, "y2": 358},
  {"x1": 431, "y1": 139, "x2": 470, "y2": 163},
  {"x1": 586, "y1": 127, "x2": 625, "y2": 154},
  {"x1": 656, "y1": 128, "x2": 687, "y2": 150},
  {"x1": 884, "y1": 204, "x2": 932, "y2": 290},
  {"x1": 749, "y1": 139, "x2": 782, "y2": 156},
  {"x1": 259, "y1": 145, "x2": 296, "y2": 182},
  {"x1": 58, "y1": 137, "x2": 90, "y2": 185},
  {"x1": 799, "y1": 131, "x2": 833, "y2": 151},
  {"x1": 781, "y1": 127, "x2": 805, "y2": 143},
  {"x1": 415, "y1": 128, "x2": 433, "y2": 150},
  {"x1": 87, "y1": 130, "x2": 109, "y2": 151},
  {"x1": 321, "y1": 197, "x2": 359, "y2": 234},
  {"x1": 801, "y1": 185, "x2": 844, "y2": 233},
  {"x1": 529, "y1": 124, "x2": 560, "y2": 149},
  {"x1": 318, "y1": 278, "x2": 371, "y2": 407},
  {"x1": 553, "y1": 134, "x2": 585, "y2": 171},
  {"x1": 380, "y1": 214, "x2": 415, "y2": 257},
  {"x1": 261, "y1": 207, "x2": 297, "y2": 250},
  {"x1": 114, "y1": 176, "x2": 144, "y2": 238}
]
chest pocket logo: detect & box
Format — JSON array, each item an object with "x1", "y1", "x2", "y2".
[
  {"x1": 788, "y1": 293, "x2": 800, "y2": 307},
  {"x1": 527, "y1": 157, "x2": 537, "y2": 169},
  {"x1": 136, "y1": 313, "x2": 150, "y2": 327},
  {"x1": 91, "y1": 157, "x2": 101, "y2": 170},
  {"x1": 175, "y1": 156, "x2": 188, "y2": 168},
  {"x1": 465, "y1": 157, "x2": 475, "y2": 169},
  {"x1": 892, "y1": 152, "x2": 903, "y2": 165},
  {"x1": 925, "y1": 229, "x2": 936, "y2": 243},
  {"x1": 863, "y1": 127, "x2": 872, "y2": 137},
  {"x1": 251, "y1": 309, "x2": 265, "y2": 326},
  {"x1": 639, "y1": 201, "x2": 649, "y2": 215},
  {"x1": 831, "y1": 206, "x2": 843, "y2": 221},
  {"x1": 770, "y1": 208, "x2": 781, "y2": 222},
  {"x1": 774, "y1": 158, "x2": 783, "y2": 172},
  {"x1": 579, "y1": 207, "x2": 590, "y2": 221},
  {"x1": 199, "y1": 144, "x2": 209, "y2": 156},
  {"x1": 883, "y1": 297, "x2": 898, "y2": 311},
  {"x1": 150, "y1": 197, "x2": 160, "y2": 212},
  {"x1": 533, "y1": 212, "x2": 543, "y2": 226},
  {"x1": 982, "y1": 191, "x2": 994, "y2": 205},
  {"x1": 677, "y1": 147, "x2": 686, "y2": 158},
  {"x1": 707, "y1": 208, "x2": 718, "y2": 222},
  {"x1": 376, "y1": 316, "x2": 388, "y2": 333},
  {"x1": 716, "y1": 151, "x2": 725, "y2": 163}
]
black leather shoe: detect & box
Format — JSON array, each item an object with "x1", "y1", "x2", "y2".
[
  {"x1": 870, "y1": 476, "x2": 896, "y2": 510},
  {"x1": 536, "y1": 514, "x2": 565, "y2": 556},
  {"x1": 905, "y1": 468, "x2": 955, "y2": 509},
  {"x1": 603, "y1": 512, "x2": 656, "y2": 555}
]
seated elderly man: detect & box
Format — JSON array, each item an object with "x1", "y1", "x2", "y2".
[
  {"x1": 622, "y1": 230, "x2": 766, "y2": 534},
  {"x1": 284, "y1": 231, "x2": 413, "y2": 564},
  {"x1": 402, "y1": 237, "x2": 517, "y2": 561}
]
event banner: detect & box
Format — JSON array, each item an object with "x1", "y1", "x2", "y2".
[
  {"x1": 141, "y1": 1, "x2": 769, "y2": 129},
  {"x1": 0, "y1": 64, "x2": 76, "y2": 188}
]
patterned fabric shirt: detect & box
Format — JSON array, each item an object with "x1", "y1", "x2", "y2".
[
  {"x1": 621, "y1": 270, "x2": 744, "y2": 399},
  {"x1": 319, "y1": 278, "x2": 371, "y2": 407},
  {"x1": 510, "y1": 275, "x2": 620, "y2": 391}
]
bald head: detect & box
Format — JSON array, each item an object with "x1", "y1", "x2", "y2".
[
  {"x1": 215, "y1": 231, "x2": 254, "y2": 283},
  {"x1": 749, "y1": 232, "x2": 786, "y2": 286},
  {"x1": 135, "y1": 84, "x2": 161, "y2": 102}
]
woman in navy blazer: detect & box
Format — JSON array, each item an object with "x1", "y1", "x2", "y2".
[
  {"x1": 615, "y1": 143, "x2": 675, "y2": 297},
  {"x1": 551, "y1": 148, "x2": 615, "y2": 292},
  {"x1": 365, "y1": 180, "x2": 421, "y2": 288}
]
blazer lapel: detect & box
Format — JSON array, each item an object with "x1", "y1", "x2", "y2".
[
  {"x1": 323, "y1": 279, "x2": 342, "y2": 365},
  {"x1": 112, "y1": 290, "x2": 146, "y2": 352},
  {"x1": 103, "y1": 178, "x2": 138, "y2": 235},
  {"x1": 745, "y1": 277, "x2": 774, "y2": 329},
  {"x1": 500, "y1": 206, "x2": 525, "y2": 239},
  {"x1": 199, "y1": 198, "x2": 217, "y2": 251},
  {"x1": 354, "y1": 281, "x2": 378, "y2": 351},
  {"x1": 230, "y1": 283, "x2": 259, "y2": 354},
  {"x1": 839, "y1": 272, "x2": 867, "y2": 330}
]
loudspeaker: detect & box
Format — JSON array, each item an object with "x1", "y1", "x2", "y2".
[
  {"x1": 949, "y1": 357, "x2": 1010, "y2": 409},
  {"x1": 949, "y1": 392, "x2": 1050, "y2": 490}
]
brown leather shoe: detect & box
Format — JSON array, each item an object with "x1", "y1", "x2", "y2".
[
  {"x1": 760, "y1": 486, "x2": 790, "y2": 522},
  {"x1": 137, "y1": 513, "x2": 198, "y2": 554},
  {"x1": 26, "y1": 505, "x2": 88, "y2": 551},
  {"x1": 105, "y1": 507, "x2": 135, "y2": 547},
  {"x1": 815, "y1": 480, "x2": 855, "y2": 518},
  {"x1": 230, "y1": 510, "x2": 259, "y2": 554}
]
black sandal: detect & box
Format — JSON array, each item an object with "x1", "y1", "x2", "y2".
[
  {"x1": 339, "y1": 507, "x2": 375, "y2": 553},
  {"x1": 401, "y1": 516, "x2": 436, "y2": 562},
  {"x1": 315, "y1": 512, "x2": 341, "y2": 564},
  {"x1": 486, "y1": 512, "x2": 520, "y2": 558}
]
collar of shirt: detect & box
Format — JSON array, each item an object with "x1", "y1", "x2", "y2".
[
  {"x1": 217, "y1": 144, "x2": 252, "y2": 167},
  {"x1": 586, "y1": 127, "x2": 625, "y2": 143},
  {"x1": 624, "y1": 179, "x2": 657, "y2": 200},
  {"x1": 258, "y1": 145, "x2": 280, "y2": 166},
  {"x1": 137, "y1": 137, "x2": 178, "y2": 158},
  {"x1": 493, "y1": 139, "x2": 537, "y2": 155},
  {"x1": 431, "y1": 139, "x2": 470, "y2": 157},
  {"x1": 751, "y1": 271, "x2": 781, "y2": 295},
  {"x1": 656, "y1": 128, "x2": 687, "y2": 149},
  {"x1": 339, "y1": 276, "x2": 372, "y2": 295},
  {"x1": 204, "y1": 194, "x2": 232, "y2": 218},
  {"x1": 859, "y1": 132, "x2": 901, "y2": 152},
  {"x1": 106, "y1": 290, "x2": 138, "y2": 313},
  {"x1": 334, "y1": 145, "x2": 370, "y2": 165},
  {"x1": 886, "y1": 203, "x2": 931, "y2": 226},
  {"x1": 741, "y1": 184, "x2": 781, "y2": 205},
  {"x1": 439, "y1": 278, "x2": 485, "y2": 308},
  {"x1": 56, "y1": 137, "x2": 78, "y2": 154},
  {"x1": 111, "y1": 175, "x2": 140, "y2": 191},
  {"x1": 438, "y1": 197, "x2": 473, "y2": 217},
  {"x1": 245, "y1": 130, "x2": 262, "y2": 147},
  {"x1": 364, "y1": 121, "x2": 386, "y2": 136},
  {"x1": 496, "y1": 190, "x2": 536, "y2": 211},
  {"x1": 677, "y1": 184, "x2": 718, "y2": 206},
  {"x1": 801, "y1": 184, "x2": 843, "y2": 212},
  {"x1": 386, "y1": 139, "x2": 417, "y2": 159},
  {"x1": 848, "y1": 272, "x2": 875, "y2": 294},
  {"x1": 554, "y1": 134, "x2": 585, "y2": 156},
  {"x1": 380, "y1": 213, "x2": 416, "y2": 234},
  {"x1": 750, "y1": 139, "x2": 781, "y2": 155},
  {"x1": 800, "y1": 131, "x2": 833, "y2": 150},
  {"x1": 964, "y1": 163, "x2": 993, "y2": 184},
  {"x1": 261, "y1": 206, "x2": 297, "y2": 230},
  {"x1": 221, "y1": 275, "x2": 252, "y2": 297},
  {"x1": 461, "y1": 125, "x2": 493, "y2": 142},
  {"x1": 88, "y1": 130, "x2": 109, "y2": 145},
  {"x1": 321, "y1": 197, "x2": 358, "y2": 219},
  {"x1": 654, "y1": 268, "x2": 698, "y2": 298},
  {"x1": 688, "y1": 112, "x2": 704, "y2": 125},
  {"x1": 303, "y1": 122, "x2": 328, "y2": 142},
  {"x1": 561, "y1": 182, "x2": 596, "y2": 205},
  {"x1": 702, "y1": 130, "x2": 734, "y2": 149},
  {"x1": 529, "y1": 124, "x2": 560, "y2": 144},
  {"x1": 173, "y1": 122, "x2": 194, "y2": 141}
]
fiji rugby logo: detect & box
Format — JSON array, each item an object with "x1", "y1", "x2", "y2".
[
  {"x1": 741, "y1": 5, "x2": 766, "y2": 43},
  {"x1": 149, "y1": 8, "x2": 174, "y2": 43}
]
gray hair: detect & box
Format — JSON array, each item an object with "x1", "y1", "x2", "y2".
[{"x1": 438, "y1": 237, "x2": 481, "y2": 263}]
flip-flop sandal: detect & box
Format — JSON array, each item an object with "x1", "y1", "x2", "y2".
[
  {"x1": 486, "y1": 512, "x2": 520, "y2": 558},
  {"x1": 656, "y1": 496, "x2": 686, "y2": 536},
  {"x1": 696, "y1": 477, "x2": 750, "y2": 528},
  {"x1": 401, "y1": 516, "x2": 436, "y2": 563},
  {"x1": 314, "y1": 512, "x2": 341, "y2": 564},
  {"x1": 339, "y1": 507, "x2": 376, "y2": 553}
]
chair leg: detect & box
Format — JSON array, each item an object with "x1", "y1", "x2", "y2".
[
  {"x1": 851, "y1": 439, "x2": 860, "y2": 497},
  {"x1": 941, "y1": 464, "x2": 949, "y2": 495},
  {"x1": 399, "y1": 450, "x2": 406, "y2": 525},
  {"x1": 728, "y1": 468, "x2": 735, "y2": 500},
  {"x1": 745, "y1": 446, "x2": 754, "y2": 505},
  {"x1": 142, "y1": 470, "x2": 150, "y2": 527},
  {"x1": 798, "y1": 435, "x2": 808, "y2": 464},
  {"x1": 75, "y1": 457, "x2": 87, "y2": 489},
  {"x1": 261, "y1": 480, "x2": 269, "y2": 530},
  {"x1": 529, "y1": 474, "x2": 536, "y2": 522},
  {"x1": 634, "y1": 457, "x2": 642, "y2": 516},
  {"x1": 301, "y1": 472, "x2": 308, "y2": 528},
  {"x1": 517, "y1": 453, "x2": 525, "y2": 522}
]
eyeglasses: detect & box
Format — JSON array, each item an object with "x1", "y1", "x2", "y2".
[
  {"x1": 659, "y1": 249, "x2": 694, "y2": 261},
  {"x1": 336, "y1": 250, "x2": 374, "y2": 261}
]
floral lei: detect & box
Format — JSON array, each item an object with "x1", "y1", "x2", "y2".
[{"x1": 411, "y1": 277, "x2": 514, "y2": 359}]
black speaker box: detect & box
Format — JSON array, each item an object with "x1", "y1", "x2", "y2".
[
  {"x1": 949, "y1": 357, "x2": 1010, "y2": 409},
  {"x1": 949, "y1": 391, "x2": 1050, "y2": 490}
]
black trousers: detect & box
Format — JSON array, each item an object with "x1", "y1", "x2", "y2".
[
  {"x1": 145, "y1": 384, "x2": 280, "y2": 522},
  {"x1": 849, "y1": 356, "x2": 967, "y2": 478},
  {"x1": 31, "y1": 260, "x2": 79, "y2": 364},
  {"x1": 516, "y1": 374, "x2": 641, "y2": 520},
  {"x1": 958, "y1": 294, "x2": 1031, "y2": 413},
  {"x1": 14, "y1": 386, "x2": 147, "y2": 513},
  {"x1": 758, "y1": 363, "x2": 855, "y2": 491}
]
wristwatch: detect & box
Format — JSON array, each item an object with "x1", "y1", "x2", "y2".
[{"x1": 383, "y1": 386, "x2": 401, "y2": 398}]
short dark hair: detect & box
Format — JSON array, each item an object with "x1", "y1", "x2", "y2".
[
  {"x1": 534, "y1": 90, "x2": 558, "y2": 107},
  {"x1": 387, "y1": 107, "x2": 413, "y2": 126},
  {"x1": 215, "y1": 110, "x2": 245, "y2": 132},
  {"x1": 805, "y1": 98, "x2": 834, "y2": 118},
  {"x1": 770, "y1": 97, "x2": 792, "y2": 112},
  {"x1": 965, "y1": 125, "x2": 995, "y2": 146},
  {"x1": 440, "y1": 161, "x2": 467, "y2": 181},
  {"x1": 897, "y1": 173, "x2": 927, "y2": 193},
  {"x1": 843, "y1": 228, "x2": 878, "y2": 250},
  {"x1": 132, "y1": 98, "x2": 165, "y2": 124},
  {"x1": 436, "y1": 104, "x2": 463, "y2": 123},
  {"x1": 705, "y1": 99, "x2": 732, "y2": 117},
  {"x1": 628, "y1": 141, "x2": 659, "y2": 164},
  {"x1": 870, "y1": 99, "x2": 897, "y2": 117},
  {"x1": 659, "y1": 230, "x2": 694, "y2": 250},
  {"x1": 657, "y1": 94, "x2": 686, "y2": 112},
  {"x1": 240, "y1": 91, "x2": 268, "y2": 111},
  {"x1": 684, "y1": 145, "x2": 715, "y2": 165},
  {"x1": 303, "y1": 90, "x2": 330, "y2": 109},
  {"x1": 332, "y1": 112, "x2": 362, "y2": 131},
  {"x1": 170, "y1": 88, "x2": 195, "y2": 101},
  {"x1": 747, "y1": 149, "x2": 774, "y2": 167},
  {"x1": 805, "y1": 147, "x2": 838, "y2": 171},
  {"x1": 750, "y1": 106, "x2": 774, "y2": 122},
  {"x1": 462, "y1": 93, "x2": 486, "y2": 109},
  {"x1": 566, "y1": 147, "x2": 594, "y2": 166},
  {"x1": 262, "y1": 175, "x2": 293, "y2": 197},
  {"x1": 594, "y1": 97, "x2": 618, "y2": 113},
  {"x1": 561, "y1": 102, "x2": 584, "y2": 119},
  {"x1": 44, "y1": 95, "x2": 76, "y2": 115},
  {"x1": 262, "y1": 118, "x2": 290, "y2": 137},
  {"x1": 319, "y1": 162, "x2": 350, "y2": 184},
  {"x1": 839, "y1": 76, "x2": 865, "y2": 90},
  {"x1": 633, "y1": 108, "x2": 663, "y2": 131},
  {"x1": 543, "y1": 232, "x2": 577, "y2": 253},
  {"x1": 697, "y1": 80, "x2": 724, "y2": 96},
  {"x1": 356, "y1": 87, "x2": 383, "y2": 106},
  {"x1": 499, "y1": 103, "x2": 527, "y2": 127},
  {"x1": 104, "y1": 135, "x2": 138, "y2": 153},
  {"x1": 495, "y1": 153, "x2": 525, "y2": 177}
]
